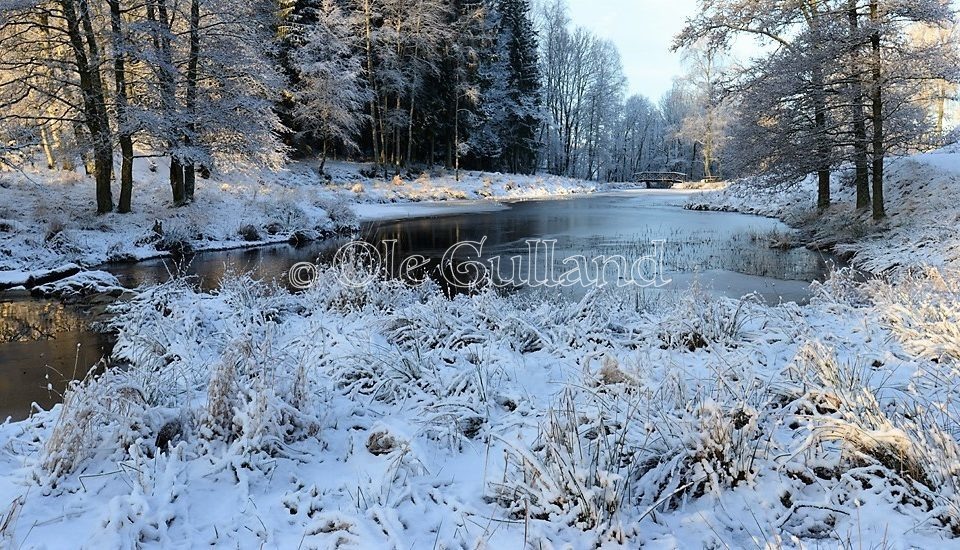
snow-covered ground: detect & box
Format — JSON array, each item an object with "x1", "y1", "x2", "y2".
[
  {"x1": 3, "y1": 151, "x2": 960, "y2": 548},
  {"x1": 321, "y1": 159, "x2": 603, "y2": 204},
  {"x1": 0, "y1": 159, "x2": 604, "y2": 288},
  {"x1": 0, "y1": 158, "x2": 347, "y2": 288},
  {"x1": 3, "y1": 266, "x2": 960, "y2": 548},
  {"x1": 687, "y1": 146, "x2": 960, "y2": 273}
]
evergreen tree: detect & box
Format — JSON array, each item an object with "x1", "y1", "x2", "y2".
[{"x1": 497, "y1": 0, "x2": 542, "y2": 174}]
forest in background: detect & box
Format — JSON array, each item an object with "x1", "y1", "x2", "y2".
[{"x1": 0, "y1": 0, "x2": 958, "y2": 218}]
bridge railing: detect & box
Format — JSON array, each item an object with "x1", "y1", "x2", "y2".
[{"x1": 633, "y1": 172, "x2": 689, "y2": 183}]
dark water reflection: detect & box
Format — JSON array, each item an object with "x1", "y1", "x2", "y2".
[
  {"x1": 0, "y1": 191, "x2": 835, "y2": 420},
  {"x1": 0, "y1": 292, "x2": 113, "y2": 420},
  {"x1": 359, "y1": 192, "x2": 834, "y2": 302},
  {"x1": 107, "y1": 192, "x2": 833, "y2": 303},
  {"x1": 108, "y1": 239, "x2": 351, "y2": 292}
]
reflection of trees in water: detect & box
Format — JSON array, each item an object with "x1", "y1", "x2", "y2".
[
  {"x1": 0, "y1": 300, "x2": 89, "y2": 343},
  {"x1": 0, "y1": 298, "x2": 113, "y2": 421}
]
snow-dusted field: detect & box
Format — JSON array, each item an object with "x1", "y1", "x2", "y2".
[
  {"x1": 3, "y1": 152, "x2": 960, "y2": 547},
  {"x1": 3, "y1": 266, "x2": 960, "y2": 547}
]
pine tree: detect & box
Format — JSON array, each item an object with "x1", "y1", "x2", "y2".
[
  {"x1": 497, "y1": 0, "x2": 541, "y2": 174},
  {"x1": 463, "y1": 1, "x2": 508, "y2": 169}
]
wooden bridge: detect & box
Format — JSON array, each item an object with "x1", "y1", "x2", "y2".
[{"x1": 634, "y1": 171, "x2": 689, "y2": 189}]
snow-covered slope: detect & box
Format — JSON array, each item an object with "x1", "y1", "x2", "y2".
[{"x1": 687, "y1": 147, "x2": 960, "y2": 273}]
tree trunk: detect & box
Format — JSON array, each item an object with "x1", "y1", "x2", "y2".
[
  {"x1": 118, "y1": 135, "x2": 134, "y2": 212},
  {"x1": 78, "y1": 0, "x2": 115, "y2": 214},
  {"x1": 406, "y1": 99, "x2": 415, "y2": 168},
  {"x1": 154, "y1": 0, "x2": 185, "y2": 205},
  {"x1": 319, "y1": 139, "x2": 328, "y2": 174},
  {"x1": 702, "y1": 105, "x2": 715, "y2": 179},
  {"x1": 184, "y1": 164, "x2": 195, "y2": 199},
  {"x1": 170, "y1": 157, "x2": 185, "y2": 205},
  {"x1": 689, "y1": 141, "x2": 698, "y2": 180},
  {"x1": 813, "y1": 66, "x2": 831, "y2": 211},
  {"x1": 109, "y1": 0, "x2": 134, "y2": 213},
  {"x1": 702, "y1": 137, "x2": 713, "y2": 180},
  {"x1": 36, "y1": 13, "x2": 62, "y2": 172},
  {"x1": 183, "y1": 0, "x2": 200, "y2": 202},
  {"x1": 870, "y1": 0, "x2": 885, "y2": 220},
  {"x1": 363, "y1": 0, "x2": 381, "y2": 166},
  {"x1": 805, "y1": 7, "x2": 832, "y2": 212},
  {"x1": 454, "y1": 84, "x2": 461, "y2": 182},
  {"x1": 935, "y1": 81, "x2": 946, "y2": 140},
  {"x1": 40, "y1": 127, "x2": 56, "y2": 169},
  {"x1": 63, "y1": 124, "x2": 78, "y2": 171},
  {"x1": 61, "y1": 0, "x2": 114, "y2": 214},
  {"x1": 848, "y1": 0, "x2": 870, "y2": 210},
  {"x1": 394, "y1": 95, "x2": 402, "y2": 167}
]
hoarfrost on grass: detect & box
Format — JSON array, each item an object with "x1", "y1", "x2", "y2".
[{"x1": 3, "y1": 266, "x2": 960, "y2": 547}]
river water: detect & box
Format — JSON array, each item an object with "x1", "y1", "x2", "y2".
[{"x1": 0, "y1": 191, "x2": 835, "y2": 420}]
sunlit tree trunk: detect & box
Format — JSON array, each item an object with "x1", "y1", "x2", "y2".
[
  {"x1": 869, "y1": 0, "x2": 885, "y2": 220},
  {"x1": 40, "y1": 127, "x2": 56, "y2": 170},
  {"x1": 109, "y1": 0, "x2": 134, "y2": 213}
]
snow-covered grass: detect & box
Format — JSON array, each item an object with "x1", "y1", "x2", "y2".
[
  {"x1": 687, "y1": 146, "x2": 960, "y2": 273},
  {"x1": 3, "y1": 266, "x2": 960, "y2": 547},
  {"x1": 673, "y1": 179, "x2": 730, "y2": 191},
  {"x1": 319, "y1": 159, "x2": 603, "y2": 203}
]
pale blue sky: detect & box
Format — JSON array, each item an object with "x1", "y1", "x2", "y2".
[{"x1": 567, "y1": 0, "x2": 699, "y2": 100}]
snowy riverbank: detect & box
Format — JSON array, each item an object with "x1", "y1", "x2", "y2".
[
  {"x1": 0, "y1": 159, "x2": 604, "y2": 290},
  {"x1": 687, "y1": 146, "x2": 960, "y2": 273},
  {"x1": 322, "y1": 159, "x2": 603, "y2": 203}
]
